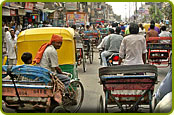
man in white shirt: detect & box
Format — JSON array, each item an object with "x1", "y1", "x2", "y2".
[
  {"x1": 6, "y1": 29, "x2": 17, "y2": 65},
  {"x1": 119, "y1": 23, "x2": 147, "y2": 65},
  {"x1": 159, "y1": 26, "x2": 172, "y2": 44}
]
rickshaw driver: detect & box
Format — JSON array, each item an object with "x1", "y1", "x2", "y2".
[{"x1": 33, "y1": 34, "x2": 70, "y2": 89}]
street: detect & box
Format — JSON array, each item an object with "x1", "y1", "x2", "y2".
[
  {"x1": 2, "y1": 49, "x2": 170, "y2": 113},
  {"x1": 77, "y1": 49, "x2": 170, "y2": 113}
]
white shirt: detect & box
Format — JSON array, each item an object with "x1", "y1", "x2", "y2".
[
  {"x1": 37, "y1": 45, "x2": 59, "y2": 72},
  {"x1": 159, "y1": 31, "x2": 172, "y2": 43},
  {"x1": 97, "y1": 35, "x2": 109, "y2": 49},
  {"x1": 6, "y1": 36, "x2": 17, "y2": 59},
  {"x1": 119, "y1": 34, "x2": 147, "y2": 65}
]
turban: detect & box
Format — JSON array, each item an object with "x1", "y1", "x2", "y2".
[{"x1": 33, "y1": 34, "x2": 63, "y2": 64}]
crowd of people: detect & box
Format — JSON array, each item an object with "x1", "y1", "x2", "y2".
[{"x1": 2, "y1": 19, "x2": 172, "y2": 112}]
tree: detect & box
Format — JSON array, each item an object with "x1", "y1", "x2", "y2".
[
  {"x1": 161, "y1": 3, "x2": 172, "y2": 24},
  {"x1": 149, "y1": 5, "x2": 163, "y2": 23}
]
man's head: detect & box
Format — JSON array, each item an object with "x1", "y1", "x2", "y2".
[
  {"x1": 150, "y1": 24, "x2": 155, "y2": 30},
  {"x1": 116, "y1": 27, "x2": 121, "y2": 34},
  {"x1": 21, "y1": 52, "x2": 32, "y2": 64},
  {"x1": 109, "y1": 28, "x2": 114, "y2": 34},
  {"x1": 5, "y1": 27, "x2": 9, "y2": 32},
  {"x1": 10, "y1": 29, "x2": 15, "y2": 38},
  {"x1": 71, "y1": 25, "x2": 76, "y2": 30},
  {"x1": 161, "y1": 26, "x2": 166, "y2": 31},
  {"x1": 51, "y1": 34, "x2": 63, "y2": 49},
  {"x1": 86, "y1": 25, "x2": 90, "y2": 30},
  {"x1": 129, "y1": 23, "x2": 139, "y2": 34},
  {"x1": 150, "y1": 20, "x2": 155, "y2": 25}
]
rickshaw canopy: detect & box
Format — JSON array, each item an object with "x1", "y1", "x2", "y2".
[{"x1": 17, "y1": 27, "x2": 75, "y2": 65}]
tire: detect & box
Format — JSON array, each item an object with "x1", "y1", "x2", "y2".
[
  {"x1": 91, "y1": 47, "x2": 94, "y2": 63},
  {"x1": 89, "y1": 47, "x2": 93, "y2": 64},
  {"x1": 169, "y1": 53, "x2": 172, "y2": 68},
  {"x1": 52, "y1": 106, "x2": 67, "y2": 113},
  {"x1": 82, "y1": 49, "x2": 86, "y2": 72},
  {"x1": 97, "y1": 95, "x2": 104, "y2": 113},
  {"x1": 64, "y1": 80, "x2": 84, "y2": 113}
]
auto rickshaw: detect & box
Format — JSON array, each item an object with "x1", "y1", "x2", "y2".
[
  {"x1": 2, "y1": 27, "x2": 84, "y2": 113},
  {"x1": 143, "y1": 23, "x2": 160, "y2": 32}
]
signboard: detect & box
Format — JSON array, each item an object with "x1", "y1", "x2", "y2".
[
  {"x1": 2, "y1": 8, "x2": 10, "y2": 16},
  {"x1": 35, "y1": 2, "x2": 45, "y2": 10},
  {"x1": 65, "y1": 2, "x2": 77, "y2": 11},
  {"x1": 3, "y1": 2, "x2": 10, "y2": 7},
  {"x1": 10, "y1": 9, "x2": 16, "y2": 16},
  {"x1": 18, "y1": 9, "x2": 26, "y2": 15},
  {"x1": 66, "y1": 12, "x2": 86, "y2": 26},
  {"x1": 25, "y1": 2, "x2": 34, "y2": 12}
]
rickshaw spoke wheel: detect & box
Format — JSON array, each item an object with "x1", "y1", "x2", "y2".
[
  {"x1": 83, "y1": 56, "x2": 86, "y2": 72},
  {"x1": 82, "y1": 49, "x2": 86, "y2": 72},
  {"x1": 52, "y1": 106, "x2": 67, "y2": 113},
  {"x1": 64, "y1": 80, "x2": 84, "y2": 113}
]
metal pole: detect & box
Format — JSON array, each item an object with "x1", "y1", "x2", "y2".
[
  {"x1": 129, "y1": 2, "x2": 130, "y2": 22},
  {"x1": 135, "y1": 2, "x2": 137, "y2": 23}
]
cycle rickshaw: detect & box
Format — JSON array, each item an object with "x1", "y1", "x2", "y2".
[
  {"x1": 146, "y1": 37, "x2": 172, "y2": 68},
  {"x1": 98, "y1": 65, "x2": 158, "y2": 113},
  {"x1": 82, "y1": 30, "x2": 95, "y2": 64},
  {"x1": 2, "y1": 27, "x2": 84, "y2": 113},
  {"x1": 75, "y1": 35, "x2": 86, "y2": 72}
]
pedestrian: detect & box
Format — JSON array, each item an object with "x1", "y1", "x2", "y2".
[
  {"x1": 138, "y1": 23, "x2": 145, "y2": 35},
  {"x1": 15, "y1": 27, "x2": 20, "y2": 37},
  {"x1": 148, "y1": 20, "x2": 160, "y2": 34},
  {"x1": 38, "y1": 21, "x2": 43, "y2": 28},
  {"x1": 33, "y1": 34, "x2": 70, "y2": 89},
  {"x1": 2, "y1": 23, "x2": 6, "y2": 52},
  {"x1": 5, "y1": 27, "x2": 11, "y2": 53},
  {"x1": 159, "y1": 25, "x2": 172, "y2": 43},
  {"x1": 120, "y1": 22, "x2": 125, "y2": 35},
  {"x1": 6, "y1": 29, "x2": 17, "y2": 65},
  {"x1": 119, "y1": 23, "x2": 147, "y2": 65},
  {"x1": 101, "y1": 27, "x2": 123, "y2": 66},
  {"x1": 146, "y1": 24, "x2": 158, "y2": 43}
]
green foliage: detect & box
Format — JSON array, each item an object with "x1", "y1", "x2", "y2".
[
  {"x1": 149, "y1": 5, "x2": 163, "y2": 23},
  {"x1": 161, "y1": 3, "x2": 172, "y2": 23}
]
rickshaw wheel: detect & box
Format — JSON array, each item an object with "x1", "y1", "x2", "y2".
[
  {"x1": 52, "y1": 106, "x2": 67, "y2": 113},
  {"x1": 97, "y1": 95, "x2": 104, "y2": 113},
  {"x1": 89, "y1": 50, "x2": 93, "y2": 64},
  {"x1": 63, "y1": 80, "x2": 84, "y2": 113},
  {"x1": 82, "y1": 49, "x2": 86, "y2": 72},
  {"x1": 91, "y1": 47, "x2": 94, "y2": 63},
  {"x1": 83, "y1": 56, "x2": 86, "y2": 72}
]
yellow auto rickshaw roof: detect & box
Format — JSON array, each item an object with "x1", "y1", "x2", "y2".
[
  {"x1": 17, "y1": 27, "x2": 76, "y2": 65},
  {"x1": 18, "y1": 27, "x2": 74, "y2": 41}
]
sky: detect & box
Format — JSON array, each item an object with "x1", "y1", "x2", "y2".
[{"x1": 106, "y1": 2, "x2": 144, "y2": 21}]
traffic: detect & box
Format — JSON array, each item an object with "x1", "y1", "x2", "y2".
[{"x1": 2, "y1": 2, "x2": 172, "y2": 113}]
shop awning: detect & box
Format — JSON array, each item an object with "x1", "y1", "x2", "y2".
[{"x1": 42, "y1": 9, "x2": 55, "y2": 13}]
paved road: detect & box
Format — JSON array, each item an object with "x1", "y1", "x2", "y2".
[
  {"x1": 2, "y1": 50, "x2": 170, "y2": 113},
  {"x1": 77, "y1": 50, "x2": 170, "y2": 113}
]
